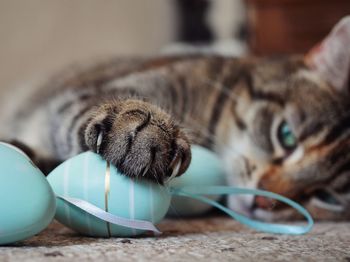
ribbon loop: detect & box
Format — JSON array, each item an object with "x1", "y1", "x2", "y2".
[{"x1": 170, "y1": 186, "x2": 314, "y2": 235}]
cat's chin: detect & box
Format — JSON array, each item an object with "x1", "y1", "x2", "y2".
[
  {"x1": 227, "y1": 194, "x2": 255, "y2": 218},
  {"x1": 227, "y1": 194, "x2": 299, "y2": 222},
  {"x1": 250, "y1": 207, "x2": 304, "y2": 222},
  {"x1": 251, "y1": 208, "x2": 287, "y2": 222}
]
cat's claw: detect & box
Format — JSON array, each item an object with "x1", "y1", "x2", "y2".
[{"x1": 165, "y1": 160, "x2": 182, "y2": 183}]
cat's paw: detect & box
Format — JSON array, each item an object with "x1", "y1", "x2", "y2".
[{"x1": 84, "y1": 100, "x2": 191, "y2": 183}]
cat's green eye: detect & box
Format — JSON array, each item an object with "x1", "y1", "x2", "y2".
[{"x1": 277, "y1": 121, "x2": 297, "y2": 150}]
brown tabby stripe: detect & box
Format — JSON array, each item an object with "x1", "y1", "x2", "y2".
[
  {"x1": 201, "y1": 57, "x2": 228, "y2": 138},
  {"x1": 333, "y1": 161, "x2": 350, "y2": 180},
  {"x1": 328, "y1": 144, "x2": 350, "y2": 166},
  {"x1": 205, "y1": 56, "x2": 226, "y2": 80},
  {"x1": 166, "y1": 65, "x2": 186, "y2": 118},
  {"x1": 206, "y1": 68, "x2": 244, "y2": 147},
  {"x1": 231, "y1": 102, "x2": 246, "y2": 130},
  {"x1": 255, "y1": 107, "x2": 274, "y2": 152},
  {"x1": 65, "y1": 104, "x2": 96, "y2": 153},
  {"x1": 324, "y1": 113, "x2": 350, "y2": 145},
  {"x1": 271, "y1": 157, "x2": 284, "y2": 165},
  {"x1": 77, "y1": 118, "x2": 92, "y2": 151},
  {"x1": 337, "y1": 179, "x2": 350, "y2": 193},
  {"x1": 57, "y1": 92, "x2": 97, "y2": 114},
  {"x1": 298, "y1": 121, "x2": 325, "y2": 142},
  {"x1": 243, "y1": 72, "x2": 285, "y2": 106},
  {"x1": 326, "y1": 139, "x2": 350, "y2": 182},
  {"x1": 177, "y1": 76, "x2": 189, "y2": 123},
  {"x1": 166, "y1": 79, "x2": 179, "y2": 114},
  {"x1": 242, "y1": 156, "x2": 253, "y2": 178}
]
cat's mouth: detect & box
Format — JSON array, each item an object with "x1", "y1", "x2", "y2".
[{"x1": 230, "y1": 188, "x2": 346, "y2": 221}]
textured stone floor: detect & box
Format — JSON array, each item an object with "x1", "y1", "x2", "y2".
[{"x1": 1, "y1": 217, "x2": 349, "y2": 262}]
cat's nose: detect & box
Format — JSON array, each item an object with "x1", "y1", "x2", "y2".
[{"x1": 253, "y1": 196, "x2": 277, "y2": 209}]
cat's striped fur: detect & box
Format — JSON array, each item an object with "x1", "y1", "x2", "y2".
[{"x1": 1, "y1": 18, "x2": 350, "y2": 221}]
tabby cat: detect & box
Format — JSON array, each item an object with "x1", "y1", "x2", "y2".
[{"x1": 1, "y1": 17, "x2": 350, "y2": 221}]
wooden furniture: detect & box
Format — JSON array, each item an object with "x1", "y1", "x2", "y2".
[{"x1": 246, "y1": 0, "x2": 350, "y2": 55}]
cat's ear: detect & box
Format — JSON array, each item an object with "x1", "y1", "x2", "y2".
[{"x1": 305, "y1": 16, "x2": 350, "y2": 92}]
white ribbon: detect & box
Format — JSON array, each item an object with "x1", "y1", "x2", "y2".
[{"x1": 56, "y1": 195, "x2": 161, "y2": 234}]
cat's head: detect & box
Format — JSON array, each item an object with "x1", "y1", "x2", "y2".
[{"x1": 221, "y1": 17, "x2": 350, "y2": 220}]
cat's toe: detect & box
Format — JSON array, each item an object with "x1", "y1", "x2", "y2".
[{"x1": 109, "y1": 117, "x2": 191, "y2": 183}]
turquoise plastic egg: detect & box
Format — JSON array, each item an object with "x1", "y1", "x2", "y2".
[
  {"x1": 47, "y1": 152, "x2": 171, "y2": 237},
  {"x1": 0, "y1": 143, "x2": 56, "y2": 245},
  {"x1": 167, "y1": 145, "x2": 226, "y2": 216}
]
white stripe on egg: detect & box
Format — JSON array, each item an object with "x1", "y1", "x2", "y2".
[
  {"x1": 129, "y1": 179, "x2": 136, "y2": 236},
  {"x1": 63, "y1": 160, "x2": 72, "y2": 228},
  {"x1": 83, "y1": 153, "x2": 93, "y2": 236},
  {"x1": 149, "y1": 183, "x2": 155, "y2": 223}
]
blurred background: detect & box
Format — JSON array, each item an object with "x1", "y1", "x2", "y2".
[{"x1": 0, "y1": 0, "x2": 349, "y2": 93}]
